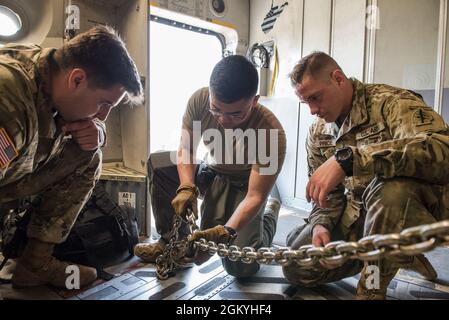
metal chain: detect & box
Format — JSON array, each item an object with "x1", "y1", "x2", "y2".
[
  {"x1": 155, "y1": 215, "x2": 190, "y2": 280},
  {"x1": 157, "y1": 210, "x2": 449, "y2": 278},
  {"x1": 155, "y1": 209, "x2": 201, "y2": 280},
  {"x1": 188, "y1": 217, "x2": 449, "y2": 269}
]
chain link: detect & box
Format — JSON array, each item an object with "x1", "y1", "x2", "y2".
[
  {"x1": 156, "y1": 209, "x2": 449, "y2": 279},
  {"x1": 155, "y1": 209, "x2": 202, "y2": 280},
  {"x1": 156, "y1": 215, "x2": 190, "y2": 280},
  {"x1": 191, "y1": 220, "x2": 449, "y2": 268}
]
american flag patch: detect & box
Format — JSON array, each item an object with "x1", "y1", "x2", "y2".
[{"x1": 0, "y1": 127, "x2": 18, "y2": 169}]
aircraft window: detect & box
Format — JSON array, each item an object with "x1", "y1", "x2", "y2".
[
  {"x1": 0, "y1": 5, "x2": 22, "y2": 37},
  {"x1": 150, "y1": 16, "x2": 224, "y2": 155}
]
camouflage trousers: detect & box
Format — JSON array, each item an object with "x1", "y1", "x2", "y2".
[
  {"x1": 0, "y1": 141, "x2": 102, "y2": 244},
  {"x1": 283, "y1": 177, "x2": 449, "y2": 287},
  {"x1": 148, "y1": 151, "x2": 278, "y2": 278}
]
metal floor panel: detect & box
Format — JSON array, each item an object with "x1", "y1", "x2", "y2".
[
  {"x1": 207, "y1": 265, "x2": 291, "y2": 301},
  {"x1": 2, "y1": 257, "x2": 449, "y2": 300},
  {"x1": 212, "y1": 281, "x2": 290, "y2": 300},
  {"x1": 2, "y1": 215, "x2": 449, "y2": 300},
  {"x1": 128, "y1": 256, "x2": 226, "y2": 300},
  {"x1": 76, "y1": 273, "x2": 148, "y2": 300},
  {"x1": 187, "y1": 275, "x2": 235, "y2": 300}
]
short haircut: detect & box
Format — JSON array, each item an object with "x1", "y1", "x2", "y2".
[
  {"x1": 209, "y1": 55, "x2": 259, "y2": 104},
  {"x1": 289, "y1": 51, "x2": 343, "y2": 86},
  {"x1": 55, "y1": 25, "x2": 143, "y2": 105}
]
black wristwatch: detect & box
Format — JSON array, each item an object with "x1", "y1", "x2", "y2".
[
  {"x1": 224, "y1": 225, "x2": 238, "y2": 244},
  {"x1": 335, "y1": 147, "x2": 354, "y2": 177}
]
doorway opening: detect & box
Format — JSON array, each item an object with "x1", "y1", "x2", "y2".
[{"x1": 150, "y1": 16, "x2": 224, "y2": 154}]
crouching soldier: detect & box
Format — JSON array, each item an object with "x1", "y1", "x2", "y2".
[
  {"x1": 284, "y1": 51, "x2": 449, "y2": 299},
  {"x1": 134, "y1": 56, "x2": 286, "y2": 277},
  {"x1": 0, "y1": 26, "x2": 143, "y2": 288}
]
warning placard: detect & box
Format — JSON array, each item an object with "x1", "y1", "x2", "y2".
[{"x1": 119, "y1": 192, "x2": 136, "y2": 209}]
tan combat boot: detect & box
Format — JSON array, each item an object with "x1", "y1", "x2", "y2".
[
  {"x1": 12, "y1": 238, "x2": 97, "y2": 289},
  {"x1": 403, "y1": 254, "x2": 438, "y2": 281},
  {"x1": 356, "y1": 264, "x2": 397, "y2": 300},
  {"x1": 356, "y1": 254, "x2": 437, "y2": 300},
  {"x1": 134, "y1": 239, "x2": 166, "y2": 263}
]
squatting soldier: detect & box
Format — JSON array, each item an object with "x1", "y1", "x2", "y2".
[
  {"x1": 0, "y1": 26, "x2": 143, "y2": 288},
  {"x1": 284, "y1": 51, "x2": 449, "y2": 299},
  {"x1": 134, "y1": 56, "x2": 286, "y2": 277}
]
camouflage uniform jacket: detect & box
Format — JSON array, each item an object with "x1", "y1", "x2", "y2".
[
  {"x1": 306, "y1": 78, "x2": 449, "y2": 233},
  {"x1": 0, "y1": 44, "x2": 105, "y2": 190}
]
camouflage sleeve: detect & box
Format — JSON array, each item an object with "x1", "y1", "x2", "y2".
[
  {"x1": 0, "y1": 72, "x2": 32, "y2": 180},
  {"x1": 306, "y1": 125, "x2": 346, "y2": 232},
  {"x1": 0, "y1": 105, "x2": 27, "y2": 179},
  {"x1": 352, "y1": 97, "x2": 449, "y2": 184}
]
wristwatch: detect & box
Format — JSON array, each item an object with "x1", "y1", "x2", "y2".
[
  {"x1": 335, "y1": 147, "x2": 354, "y2": 177},
  {"x1": 223, "y1": 225, "x2": 238, "y2": 244}
]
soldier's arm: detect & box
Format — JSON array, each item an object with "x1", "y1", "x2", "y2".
[
  {"x1": 0, "y1": 124, "x2": 20, "y2": 181},
  {"x1": 177, "y1": 89, "x2": 205, "y2": 185},
  {"x1": 0, "y1": 83, "x2": 29, "y2": 181},
  {"x1": 226, "y1": 169, "x2": 277, "y2": 232},
  {"x1": 177, "y1": 127, "x2": 199, "y2": 185},
  {"x1": 226, "y1": 126, "x2": 286, "y2": 231},
  {"x1": 351, "y1": 97, "x2": 449, "y2": 184},
  {"x1": 306, "y1": 126, "x2": 346, "y2": 232}
]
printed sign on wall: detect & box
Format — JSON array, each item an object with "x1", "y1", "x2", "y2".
[{"x1": 119, "y1": 192, "x2": 136, "y2": 209}]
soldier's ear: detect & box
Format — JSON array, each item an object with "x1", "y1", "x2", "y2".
[
  {"x1": 252, "y1": 95, "x2": 260, "y2": 107},
  {"x1": 68, "y1": 68, "x2": 87, "y2": 90},
  {"x1": 332, "y1": 70, "x2": 345, "y2": 87}
]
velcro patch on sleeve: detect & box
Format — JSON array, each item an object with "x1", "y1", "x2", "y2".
[
  {"x1": 0, "y1": 127, "x2": 19, "y2": 169},
  {"x1": 412, "y1": 108, "x2": 434, "y2": 126}
]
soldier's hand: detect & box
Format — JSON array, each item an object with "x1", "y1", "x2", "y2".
[
  {"x1": 188, "y1": 225, "x2": 230, "y2": 265},
  {"x1": 171, "y1": 184, "x2": 199, "y2": 220},
  {"x1": 312, "y1": 224, "x2": 331, "y2": 247},
  {"x1": 63, "y1": 120, "x2": 104, "y2": 151},
  {"x1": 306, "y1": 156, "x2": 346, "y2": 208}
]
